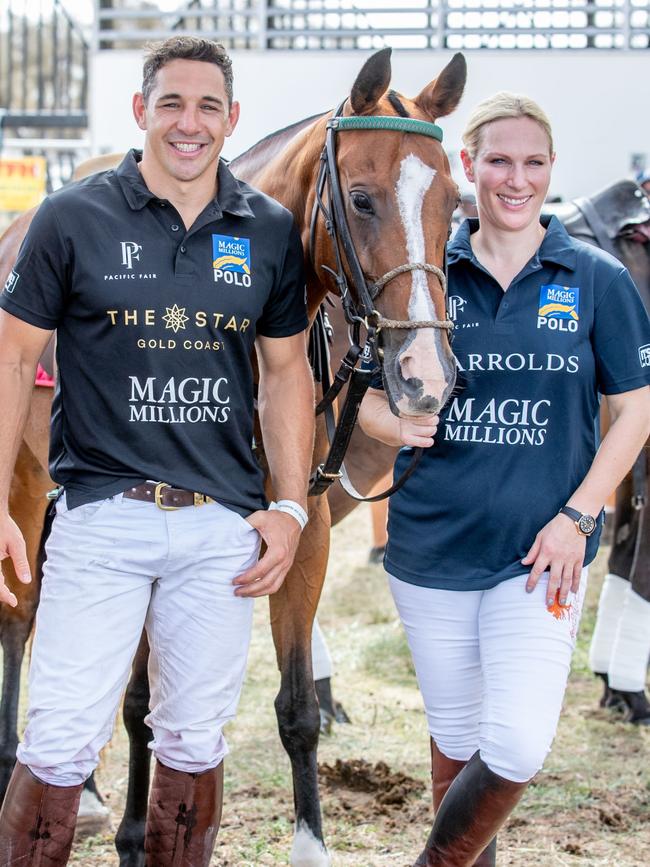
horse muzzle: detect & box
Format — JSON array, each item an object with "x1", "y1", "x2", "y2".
[{"x1": 381, "y1": 327, "x2": 457, "y2": 417}]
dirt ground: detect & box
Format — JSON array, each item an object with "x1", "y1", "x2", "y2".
[{"x1": 48, "y1": 503, "x2": 649, "y2": 865}]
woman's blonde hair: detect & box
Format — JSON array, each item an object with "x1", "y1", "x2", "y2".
[{"x1": 461, "y1": 92, "x2": 554, "y2": 159}]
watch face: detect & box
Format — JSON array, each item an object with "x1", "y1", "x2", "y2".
[{"x1": 578, "y1": 514, "x2": 596, "y2": 535}]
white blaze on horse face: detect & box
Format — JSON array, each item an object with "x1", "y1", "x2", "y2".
[
  {"x1": 395, "y1": 154, "x2": 437, "y2": 321},
  {"x1": 394, "y1": 154, "x2": 449, "y2": 413}
]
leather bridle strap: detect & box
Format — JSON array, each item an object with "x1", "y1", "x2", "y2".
[
  {"x1": 307, "y1": 103, "x2": 451, "y2": 499},
  {"x1": 308, "y1": 308, "x2": 423, "y2": 501}
]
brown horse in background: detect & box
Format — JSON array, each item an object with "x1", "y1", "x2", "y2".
[{"x1": 0, "y1": 49, "x2": 466, "y2": 866}]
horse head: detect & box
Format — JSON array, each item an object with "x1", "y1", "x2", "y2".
[{"x1": 312, "y1": 49, "x2": 466, "y2": 418}]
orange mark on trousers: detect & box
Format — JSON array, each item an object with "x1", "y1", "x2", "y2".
[{"x1": 547, "y1": 589, "x2": 572, "y2": 620}]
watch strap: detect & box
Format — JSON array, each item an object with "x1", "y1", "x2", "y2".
[{"x1": 559, "y1": 506, "x2": 582, "y2": 523}]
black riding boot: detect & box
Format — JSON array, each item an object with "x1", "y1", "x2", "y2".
[
  {"x1": 414, "y1": 751, "x2": 529, "y2": 867},
  {"x1": 429, "y1": 740, "x2": 496, "y2": 866}
]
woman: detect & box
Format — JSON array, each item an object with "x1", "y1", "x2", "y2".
[{"x1": 359, "y1": 93, "x2": 650, "y2": 867}]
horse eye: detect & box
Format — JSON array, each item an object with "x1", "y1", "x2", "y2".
[{"x1": 350, "y1": 191, "x2": 374, "y2": 215}]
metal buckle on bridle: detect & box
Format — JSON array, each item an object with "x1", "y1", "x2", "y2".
[
  {"x1": 154, "y1": 482, "x2": 179, "y2": 511},
  {"x1": 315, "y1": 465, "x2": 343, "y2": 482}
]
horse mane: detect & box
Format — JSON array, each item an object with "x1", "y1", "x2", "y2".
[{"x1": 230, "y1": 112, "x2": 327, "y2": 180}]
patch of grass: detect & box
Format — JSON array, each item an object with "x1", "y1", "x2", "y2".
[{"x1": 362, "y1": 623, "x2": 416, "y2": 684}]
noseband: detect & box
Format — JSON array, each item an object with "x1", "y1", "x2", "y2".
[{"x1": 309, "y1": 107, "x2": 454, "y2": 359}]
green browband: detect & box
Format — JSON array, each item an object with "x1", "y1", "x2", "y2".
[{"x1": 327, "y1": 115, "x2": 444, "y2": 143}]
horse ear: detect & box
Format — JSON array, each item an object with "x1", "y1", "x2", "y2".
[
  {"x1": 414, "y1": 53, "x2": 467, "y2": 121},
  {"x1": 348, "y1": 48, "x2": 392, "y2": 115}
]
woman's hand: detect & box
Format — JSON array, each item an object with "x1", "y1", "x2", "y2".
[
  {"x1": 398, "y1": 414, "x2": 439, "y2": 448},
  {"x1": 521, "y1": 514, "x2": 585, "y2": 607},
  {"x1": 359, "y1": 389, "x2": 439, "y2": 448}
]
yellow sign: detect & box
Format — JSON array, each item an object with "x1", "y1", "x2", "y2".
[{"x1": 0, "y1": 157, "x2": 47, "y2": 212}]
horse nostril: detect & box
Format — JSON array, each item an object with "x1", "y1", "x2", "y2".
[{"x1": 418, "y1": 395, "x2": 439, "y2": 414}]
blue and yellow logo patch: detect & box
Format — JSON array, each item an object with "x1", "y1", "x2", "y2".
[
  {"x1": 212, "y1": 234, "x2": 250, "y2": 275},
  {"x1": 538, "y1": 284, "x2": 579, "y2": 321}
]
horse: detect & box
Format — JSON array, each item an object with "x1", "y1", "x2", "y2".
[{"x1": 0, "y1": 48, "x2": 467, "y2": 866}]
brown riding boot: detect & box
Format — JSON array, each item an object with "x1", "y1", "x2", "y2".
[
  {"x1": 415, "y1": 750, "x2": 528, "y2": 867},
  {"x1": 0, "y1": 761, "x2": 83, "y2": 865},
  {"x1": 144, "y1": 760, "x2": 223, "y2": 867},
  {"x1": 429, "y1": 740, "x2": 496, "y2": 867}
]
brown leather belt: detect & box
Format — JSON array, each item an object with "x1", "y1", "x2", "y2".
[{"x1": 123, "y1": 482, "x2": 214, "y2": 511}]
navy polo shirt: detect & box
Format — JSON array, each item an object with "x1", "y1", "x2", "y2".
[
  {"x1": 0, "y1": 150, "x2": 308, "y2": 514},
  {"x1": 383, "y1": 216, "x2": 650, "y2": 590}
]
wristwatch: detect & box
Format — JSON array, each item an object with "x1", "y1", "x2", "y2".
[{"x1": 559, "y1": 506, "x2": 597, "y2": 537}]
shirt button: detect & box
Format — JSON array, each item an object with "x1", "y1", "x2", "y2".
[
  {"x1": 180, "y1": 245, "x2": 187, "y2": 253},
  {"x1": 158, "y1": 201, "x2": 166, "y2": 207},
  {"x1": 171, "y1": 224, "x2": 180, "y2": 232}
]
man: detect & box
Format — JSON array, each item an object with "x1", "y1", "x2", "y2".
[{"x1": 0, "y1": 36, "x2": 314, "y2": 865}]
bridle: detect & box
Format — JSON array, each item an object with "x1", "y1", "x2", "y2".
[
  {"x1": 309, "y1": 108, "x2": 453, "y2": 361},
  {"x1": 307, "y1": 104, "x2": 454, "y2": 498}
]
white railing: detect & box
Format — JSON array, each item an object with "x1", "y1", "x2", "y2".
[{"x1": 93, "y1": 0, "x2": 650, "y2": 50}]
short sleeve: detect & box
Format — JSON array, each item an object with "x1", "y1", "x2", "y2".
[
  {"x1": 593, "y1": 267, "x2": 650, "y2": 394},
  {"x1": 0, "y1": 198, "x2": 69, "y2": 329},
  {"x1": 256, "y1": 220, "x2": 308, "y2": 338}
]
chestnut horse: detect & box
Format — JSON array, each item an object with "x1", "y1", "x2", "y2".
[{"x1": 0, "y1": 49, "x2": 466, "y2": 865}]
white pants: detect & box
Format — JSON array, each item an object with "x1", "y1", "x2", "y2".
[
  {"x1": 18, "y1": 493, "x2": 260, "y2": 786},
  {"x1": 390, "y1": 570, "x2": 587, "y2": 783}
]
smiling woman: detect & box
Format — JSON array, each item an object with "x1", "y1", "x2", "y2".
[{"x1": 358, "y1": 91, "x2": 650, "y2": 866}]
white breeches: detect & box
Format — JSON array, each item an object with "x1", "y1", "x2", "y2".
[
  {"x1": 18, "y1": 493, "x2": 260, "y2": 786},
  {"x1": 389, "y1": 570, "x2": 587, "y2": 783}
]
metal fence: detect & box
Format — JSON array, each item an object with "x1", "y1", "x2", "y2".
[
  {"x1": 94, "y1": 0, "x2": 650, "y2": 50},
  {"x1": 0, "y1": 0, "x2": 90, "y2": 190}
]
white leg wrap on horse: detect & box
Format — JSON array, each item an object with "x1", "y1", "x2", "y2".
[
  {"x1": 608, "y1": 587, "x2": 650, "y2": 692},
  {"x1": 290, "y1": 820, "x2": 331, "y2": 867},
  {"x1": 588, "y1": 573, "x2": 629, "y2": 673},
  {"x1": 311, "y1": 617, "x2": 333, "y2": 682}
]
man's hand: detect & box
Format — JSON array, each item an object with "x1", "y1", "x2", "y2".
[
  {"x1": 398, "y1": 414, "x2": 439, "y2": 448},
  {"x1": 232, "y1": 509, "x2": 301, "y2": 597},
  {"x1": 0, "y1": 514, "x2": 32, "y2": 607},
  {"x1": 522, "y1": 514, "x2": 585, "y2": 607}
]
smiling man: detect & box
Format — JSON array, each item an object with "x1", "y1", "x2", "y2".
[{"x1": 0, "y1": 37, "x2": 314, "y2": 865}]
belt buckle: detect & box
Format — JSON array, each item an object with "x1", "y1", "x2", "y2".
[
  {"x1": 154, "y1": 482, "x2": 179, "y2": 511},
  {"x1": 194, "y1": 492, "x2": 206, "y2": 507}
]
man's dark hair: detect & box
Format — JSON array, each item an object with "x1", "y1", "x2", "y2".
[{"x1": 141, "y1": 37, "x2": 233, "y2": 106}]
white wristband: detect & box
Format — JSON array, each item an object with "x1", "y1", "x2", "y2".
[{"x1": 269, "y1": 499, "x2": 308, "y2": 531}]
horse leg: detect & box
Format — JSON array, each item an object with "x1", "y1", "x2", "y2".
[
  {"x1": 115, "y1": 629, "x2": 152, "y2": 867},
  {"x1": 271, "y1": 492, "x2": 331, "y2": 867},
  {"x1": 0, "y1": 614, "x2": 32, "y2": 798},
  {"x1": 596, "y1": 466, "x2": 650, "y2": 723}
]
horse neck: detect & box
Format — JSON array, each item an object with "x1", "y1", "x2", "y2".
[{"x1": 234, "y1": 116, "x2": 331, "y2": 318}]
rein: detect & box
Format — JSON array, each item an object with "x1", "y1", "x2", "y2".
[{"x1": 307, "y1": 104, "x2": 452, "y2": 499}]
